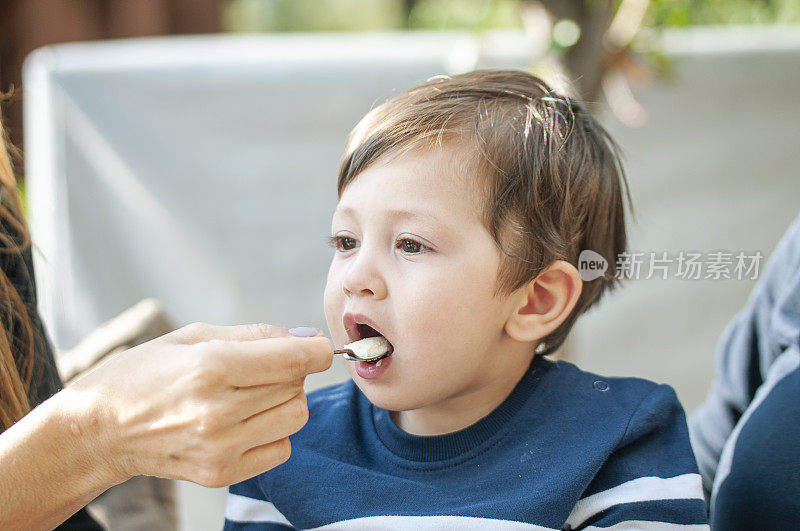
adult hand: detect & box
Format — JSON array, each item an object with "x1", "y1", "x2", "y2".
[{"x1": 63, "y1": 322, "x2": 332, "y2": 488}]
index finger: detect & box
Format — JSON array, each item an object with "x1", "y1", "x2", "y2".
[
  {"x1": 171, "y1": 322, "x2": 292, "y2": 344},
  {"x1": 214, "y1": 335, "x2": 334, "y2": 387}
]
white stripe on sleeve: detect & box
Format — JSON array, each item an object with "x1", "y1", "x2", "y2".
[
  {"x1": 225, "y1": 494, "x2": 293, "y2": 525},
  {"x1": 565, "y1": 473, "x2": 706, "y2": 529},
  {"x1": 583, "y1": 522, "x2": 709, "y2": 530}
]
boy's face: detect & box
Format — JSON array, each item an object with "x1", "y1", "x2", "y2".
[{"x1": 324, "y1": 144, "x2": 529, "y2": 424}]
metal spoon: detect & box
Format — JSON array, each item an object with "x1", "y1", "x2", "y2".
[{"x1": 334, "y1": 336, "x2": 393, "y2": 362}]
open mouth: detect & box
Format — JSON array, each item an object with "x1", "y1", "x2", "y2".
[
  {"x1": 357, "y1": 325, "x2": 393, "y2": 364},
  {"x1": 355, "y1": 323, "x2": 382, "y2": 341},
  {"x1": 343, "y1": 314, "x2": 394, "y2": 364}
]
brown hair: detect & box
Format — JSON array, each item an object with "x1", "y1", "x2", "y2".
[
  {"x1": 338, "y1": 70, "x2": 630, "y2": 355},
  {"x1": 0, "y1": 109, "x2": 35, "y2": 430}
]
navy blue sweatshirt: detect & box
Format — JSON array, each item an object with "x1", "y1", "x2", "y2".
[{"x1": 226, "y1": 355, "x2": 708, "y2": 530}]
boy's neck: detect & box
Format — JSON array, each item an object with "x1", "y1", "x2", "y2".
[{"x1": 390, "y1": 351, "x2": 535, "y2": 436}]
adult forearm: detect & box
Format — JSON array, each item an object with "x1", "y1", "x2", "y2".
[
  {"x1": 0, "y1": 323, "x2": 333, "y2": 529},
  {"x1": 0, "y1": 388, "x2": 124, "y2": 530}
]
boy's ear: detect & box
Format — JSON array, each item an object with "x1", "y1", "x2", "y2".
[{"x1": 504, "y1": 260, "x2": 583, "y2": 343}]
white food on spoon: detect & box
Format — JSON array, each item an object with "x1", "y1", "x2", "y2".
[{"x1": 343, "y1": 336, "x2": 393, "y2": 361}]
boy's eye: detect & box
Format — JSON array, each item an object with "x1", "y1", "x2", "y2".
[
  {"x1": 340, "y1": 237, "x2": 358, "y2": 250},
  {"x1": 329, "y1": 235, "x2": 358, "y2": 251},
  {"x1": 397, "y1": 238, "x2": 426, "y2": 254}
]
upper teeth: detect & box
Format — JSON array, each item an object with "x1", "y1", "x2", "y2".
[{"x1": 344, "y1": 336, "x2": 392, "y2": 361}]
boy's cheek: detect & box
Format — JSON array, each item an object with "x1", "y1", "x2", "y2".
[{"x1": 322, "y1": 282, "x2": 343, "y2": 340}]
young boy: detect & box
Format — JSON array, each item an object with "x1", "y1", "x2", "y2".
[{"x1": 225, "y1": 70, "x2": 709, "y2": 530}]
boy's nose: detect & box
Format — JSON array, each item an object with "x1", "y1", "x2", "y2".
[{"x1": 341, "y1": 252, "x2": 387, "y2": 299}]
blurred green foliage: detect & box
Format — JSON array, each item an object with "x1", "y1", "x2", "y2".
[
  {"x1": 647, "y1": 0, "x2": 800, "y2": 27},
  {"x1": 224, "y1": 0, "x2": 406, "y2": 32},
  {"x1": 224, "y1": 0, "x2": 800, "y2": 33},
  {"x1": 408, "y1": 0, "x2": 522, "y2": 30}
]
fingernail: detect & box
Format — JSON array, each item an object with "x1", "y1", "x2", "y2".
[{"x1": 289, "y1": 327, "x2": 319, "y2": 337}]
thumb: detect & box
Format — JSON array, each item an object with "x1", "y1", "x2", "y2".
[{"x1": 174, "y1": 322, "x2": 292, "y2": 343}]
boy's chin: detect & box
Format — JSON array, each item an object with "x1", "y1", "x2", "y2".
[{"x1": 351, "y1": 380, "x2": 423, "y2": 412}]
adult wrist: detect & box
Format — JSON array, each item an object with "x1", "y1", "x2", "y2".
[{"x1": 51, "y1": 385, "x2": 133, "y2": 489}]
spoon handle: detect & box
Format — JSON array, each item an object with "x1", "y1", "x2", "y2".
[{"x1": 333, "y1": 349, "x2": 360, "y2": 362}]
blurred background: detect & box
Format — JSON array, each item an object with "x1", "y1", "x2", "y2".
[{"x1": 3, "y1": 1, "x2": 800, "y2": 530}]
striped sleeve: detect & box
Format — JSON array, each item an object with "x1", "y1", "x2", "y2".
[
  {"x1": 564, "y1": 384, "x2": 709, "y2": 530},
  {"x1": 224, "y1": 477, "x2": 294, "y2": 530}
]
